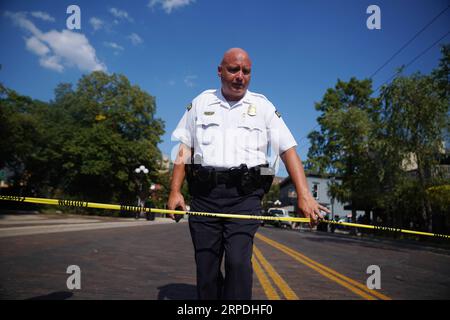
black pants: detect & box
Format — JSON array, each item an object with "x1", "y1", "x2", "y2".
[{"x1": 189, "y1": 184, "x2": 263, "y2": 300}]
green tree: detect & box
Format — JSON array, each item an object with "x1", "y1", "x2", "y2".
[
  {"x1": 1, "y1": 72, "x2": 165, "y2": 210},
  {"x1": 427, "y1": 185, "x2": 450, "y2": 214},
  {"x1": 306, "y1": 46, "x2": 449, "y2": 233},
  {"x1": 306, "y1": 78, "x2": 380, "y2": 225},
  {"x1": 380, "y1": 71, "x2": 449, "y2": 231},
  {"x1": 0, "y1": 84, "x2": 52, "y2": 196},
  {"x1": 53, "y1": 71, "x2": 165, "y2": 204},
  {"x1": 431, "y1": 44, "x2": 450, "y2": 100}
]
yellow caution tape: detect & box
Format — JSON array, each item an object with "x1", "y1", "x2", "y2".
[
  {"x1": 0, "y1": 195, "x2": 309, "y2": 223},
  {"x1": 1, "y1": 195, "x2": 449, "y2": 239},
  {"x1": 324, "y1": 220, "x2": 450, "y2": 239}
]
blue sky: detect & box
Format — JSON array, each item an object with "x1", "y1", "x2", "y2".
[{"x1": 1, "y1": 0, "x2": 449, "y2": 176}]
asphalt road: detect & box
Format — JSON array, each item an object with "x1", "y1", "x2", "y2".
[{"x1": 0, "y1": 213, "x2": 449, "y2": 300}]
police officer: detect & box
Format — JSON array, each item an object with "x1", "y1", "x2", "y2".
[{"x1": 168, "y1": 48, "x2": 330, "y2": 300}]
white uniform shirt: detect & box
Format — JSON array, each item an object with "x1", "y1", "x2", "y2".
[{"x1": 172, "y1": 89, "x2": 297, "y2": 168}]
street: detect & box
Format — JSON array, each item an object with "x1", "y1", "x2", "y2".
[{"x1": 0, "y1": 213, "x2": 449, "y2": 300}]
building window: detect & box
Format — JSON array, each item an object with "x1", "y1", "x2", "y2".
[{"x1": 312, "y1": 183, "x2": 319, "y2": 200}]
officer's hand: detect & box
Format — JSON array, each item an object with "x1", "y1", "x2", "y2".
[
  {"x1": 167, "y1": 191, "x2": 187, "y2": 221},
  {"x1": 297, "y1": 194, "x2": 331, "y2": 228}
]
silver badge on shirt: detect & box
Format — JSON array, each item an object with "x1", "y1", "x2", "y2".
[{"x1": 247, "y1": 104, "x2": 256, "y2": 116}]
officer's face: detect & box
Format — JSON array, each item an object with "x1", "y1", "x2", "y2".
[{"x1": 218, "y1": 51, "x2": 252, "y2": 101}]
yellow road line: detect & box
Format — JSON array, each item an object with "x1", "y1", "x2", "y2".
[
  {"x1": 256, "y1": 233, "x2": 391, "y2": 300},
  {"x1": 252, "y1": 255, "x2": 280, "y2": 300},
  {"x1": 253, "y1": 245, "x2": 299, "y2": 300}
]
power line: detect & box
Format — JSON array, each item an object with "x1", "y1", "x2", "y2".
[
  {"x1": 298, "y1": 29, "x2": 450, "y2": 152},
  {"x1": 298, "y1": 6, "x2": 450, "y2": 153},
  {"x1": 374, "y1": 29, "x2": 450, "y2": 93},
  {"x1": 300, "y1": 29, "x2": 449, "y2": 152},
  {"x1": 369, "y1": 4, "x2": 450, "y2": 79}
]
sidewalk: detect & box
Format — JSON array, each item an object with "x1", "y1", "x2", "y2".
[{"x1": 0, "y1": 212, "x2": 185, "y2": 238}]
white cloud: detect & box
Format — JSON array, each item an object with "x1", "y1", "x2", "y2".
[
  {"x1": 148, "y1": 0, "x2": 196, "y2": 14},
  {"x1": 89, "y1": 17, "x2": 104, "y2": 31},
  {"x1": 39, "y1": 55, "x2": 63, "y2": 72},
  {"x1": 104, "y1": 42, "x2": 124, "y2": 56},
  {"x1": 30, "y1": 11, "x2": 55, "y2": 22},
  {"x1": 25, "y1": 36, "x2": 50, "y2": 56},
  {"x1": 5, "y1": 11, "x2": 42, "y2": 37},
  {"x1": 109, "y1": 7, "x2": 133, "y2": 22},
  {"x1": 41, "y1": 30, "x2": 107, "y2": 71},
  {"x1": 104, "y1": 41, "x2": 124, "y2": 50},
  {"x1": 184, "y1": 75, "x2": 197, "y2": 87},
  {"x1": 24, "y1": 35, "x2": 64, "y2": 73},
  {"x1": 5, "y1": 11, "x2": 106, "y2": 73},
  {"x1": 128, "y1": 33, "x2": 143, "y2": 45}
]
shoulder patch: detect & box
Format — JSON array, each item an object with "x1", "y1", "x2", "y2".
[
  {"x1": 275, "y1": 110, "x2": 282, "y2": 118},
  {"x1": 186, "y1": 103, "x2": 192, "y2": 112}
]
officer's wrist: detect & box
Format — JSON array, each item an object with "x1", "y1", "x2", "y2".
[
  {"x1": 169, "y1": 188, "x2": 182, "y2": 195},
  {"x1": 295, "y1": 185, "x2": 310, "y2": 199},
  {"x1": 169, "y1": 182, "x2": 183, "y2": 194}
]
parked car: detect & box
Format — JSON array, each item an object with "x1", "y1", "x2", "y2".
[{"x1": 263, "y1": 208, "x2": 293, "y2": 229}]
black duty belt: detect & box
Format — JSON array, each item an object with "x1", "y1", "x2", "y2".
[
  {"x1": 185, "y1": 163, "x2": 274, "y2": 196},
  {"x1": 216, "y1": 171, "x2": 234, "y2": 184}
]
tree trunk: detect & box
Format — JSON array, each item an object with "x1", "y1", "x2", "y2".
[
  {"x1": 350, "y1": 201, "x2": 357, "y2": 235},
  {"x1": 416, "y1": 156, "x2": 433, "y2": 232}
]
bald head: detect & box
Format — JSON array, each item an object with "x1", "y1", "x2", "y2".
[
  {"x1": 220, "y1": 48, "x2": 252, "y2": 67},
  {"x1": 218, "y1": 48, "x2": 252, "y2": 101}
]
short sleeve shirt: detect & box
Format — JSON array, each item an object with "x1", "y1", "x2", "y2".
[{"x1": 172, "y1": 89, "x2": 297, "y2": 168}]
